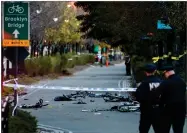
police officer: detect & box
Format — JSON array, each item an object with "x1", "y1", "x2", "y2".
[
  {"x1": 135, "y1": 64, "x2": 162, "y2": 133},
  {"x1": 156, "y1": 65, "x2": 186, "y2": 133}
]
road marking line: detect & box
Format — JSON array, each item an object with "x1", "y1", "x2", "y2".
[
  {"x1": 38, "y1": 124, "x2": 73, "y2": 133},
  {"x1": 19, "y1": 83, "x2": 48, "y2": 100}
]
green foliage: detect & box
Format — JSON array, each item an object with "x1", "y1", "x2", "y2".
[
  {"x1": 38, "y1": 56, "x2": 52, "y2": 76},
  {"x1": 75, "y1": 2, "x2": 186, "y2": 48},
  {"x1": 24, "y1": 58, "x2": 40, "y2": 77},
  {"x1": 44, "y1": 3, "x2": 82, "y2": 44},
  {"x1": 25, "y1": 56, "x2": 52, "y2": 76},
  {"x1": 8, "y1": 107, "x2": 37, "y2": 133},
  {"x1": 45, "y1": 28, "x2": 61, "y2": 43},
  {"x1": 51, "y1": 53, "x2": 62, "y2": 73},
  {"x1": 24, "y1": 54, "x2": 95, "y2": 77}
]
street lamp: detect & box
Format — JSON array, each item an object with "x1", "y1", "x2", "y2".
[
  {"x1": 36, "y1": 5, "x2": 42, "y2": 14},
  {"x1": 53, "y1": 17, "x2": 58, "y2": 22},
  {"x1": 36, "y1": 10, "x2": 42, "y2": 14}
]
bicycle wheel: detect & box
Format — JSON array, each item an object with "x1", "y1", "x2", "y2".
[
  {"x1": 8, "y1": 7, "x2": 14, "y2": 13},
  {"x1": 18, "y1": 7, "x2": 24, "y2": 13}
]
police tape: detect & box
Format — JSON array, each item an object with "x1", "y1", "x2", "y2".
[
  {"x1": 3, "y1": 78, "x2": 18, "y2": 84},
  {"x1": 152, "y1": 50, "x2": 187, "y2": 63},
  {"x1": 3, "y1": 83, "x2": 137, "y2": 92}
]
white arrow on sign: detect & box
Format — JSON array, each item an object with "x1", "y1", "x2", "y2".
[{"x1": 12, "y1": 29, "x2": 20, "y2": 38}]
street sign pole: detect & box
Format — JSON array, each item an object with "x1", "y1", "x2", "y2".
[
  {"x1": 14, "y1": 47, "x2": 18, "y2": 115},
  {"x1": 2, "y1": 1, "x2": 30, "y2": 115}
]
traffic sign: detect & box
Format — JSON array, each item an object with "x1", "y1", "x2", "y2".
[
  {"x1": 157, "y1": 20, "x2": 172, "y2": 30},
  {"x1": 2, "y1": 2, "x2": 30, "y2": 47},
  {"x1": 4, "y1": 47, "x2": 29, "y2": 64}
]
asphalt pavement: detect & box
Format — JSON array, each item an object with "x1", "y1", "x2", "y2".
[{"x1": 18, "y1": 63, "x2": 187, "y2": 133}]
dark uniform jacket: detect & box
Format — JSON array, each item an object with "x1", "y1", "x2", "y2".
[
  {"x1": 156, "y1": 74, "x2": 186, "y2": 114},
  {"x1": 135, "y1": 75, "x2": 162, "y2": 114}
]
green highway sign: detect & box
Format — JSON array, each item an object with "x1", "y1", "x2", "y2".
[{"x1": 2, "y1": 2, "x2": 30, "y2": 47}]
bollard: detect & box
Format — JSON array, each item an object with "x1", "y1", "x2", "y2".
[{"x1": 106, "y1": 60, "x2": 109, "y2": 67}]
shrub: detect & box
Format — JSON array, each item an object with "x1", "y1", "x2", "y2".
[
  {"x1": 88, "y1": 55, "x2": 95, "y2": 63},
  {"x1": 50, "y1": 53, "x2": 62, "y2": 73},
  {"x1": 8, "y1": 107, "x2": 38, "y2": 133},
  {"x1": 24, "y1": 54, "x2": 95, "y2": 77},
  {"x1": 25, "y1": 58, "x2": 40, "y2": 77},
  {"x1": 74, "y1": 54, "x2": 95, "y2": 66},
  {"x1": 66, "y1": 59, "x2": 75, "y2": 68},
  {"x1": 74, "y1": 55, "x2": 85, "y2": 65},
  {"x1": 38, "y1": 56, "x2": 52, "y2": 76},
  {"x1": 60, "y1": 54, "x2": 69, "y2": 70}
]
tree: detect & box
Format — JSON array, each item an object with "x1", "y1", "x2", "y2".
[
  {"x1": 75, "y1": 2, "x2": 186, "y2": 48},
  {"x1": 75, "y1": 2, "x2": 163, "y2": 44},
  {"x1": 44, "y1": 2, "x2": 82, "y2": 44},
  {"x1": 30, "y1": 1, "x2": 66, "y2": 41}
]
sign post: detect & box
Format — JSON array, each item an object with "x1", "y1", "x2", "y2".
[
  {"x1": 2, "y1": 2, "x2": 30, "y2": 47},
  {"x1": 2, "y1": 2, "x2": 30, "y2": 115}
]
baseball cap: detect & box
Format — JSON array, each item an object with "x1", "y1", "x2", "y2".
[
  {"x1": 144, "y1": 64, "x2": 157, "y2": 73},
  {"x1": 160, "y1": 65, "x2": 174, "y2": 73}
]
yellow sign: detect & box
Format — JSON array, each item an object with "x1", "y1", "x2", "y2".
[{"x1": 3, "y1": 40, "x2": 30, "y2": 47}]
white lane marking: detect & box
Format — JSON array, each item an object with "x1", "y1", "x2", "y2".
[
  {"x1": 19, "y1": 83, "x2": 48, "y2": 100},
  {"x1": 38, "y1": 123, "x2": 73, "y2": 133},
  {"x1": 19, "y1": 88, "x2": 40, "y2": 100}
]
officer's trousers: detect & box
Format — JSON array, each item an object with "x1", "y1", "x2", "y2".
[
  {"x1": 161, "y1": 104, "x2": 186, "y2": 133},
  {"x1": 139, "y1": 108, "x2": 161, "y2": 133},
  {"x1": 125, "y1": 64, "x2": 131, "y2": 75}
]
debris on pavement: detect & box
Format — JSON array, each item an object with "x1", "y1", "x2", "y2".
[
  {"x1": 87, "y1": 92, "x2": 103, "y2": 98},
  {"x1": 20, "y1": 99, "x2": 49, "y2": 109},
  {"x1": 94, "y1": 112, "x2": 101, "y2": 115},
  {"x1": 90, "y1": 99, "x2": 95, "y2": 102},
  {"x1": 67, "y1": 91, "x2": 87, "y2": 99},
  {"x1": 73, "y1": 99, "x2": 87, "y2": 104},
  {"x1": 103, "y1": 94, "x2": 132, "y2": 102},
  {"x1": 54, "y1": 91, "x2": 88, "y2": 101},
  {"x1": 115, "y1": 101, "x2": 140, "y2": 112},
  {"x1": 81, "y1": 101, "x2": 140, "y2": 113},
  {"x1": 54, "y1": 95, "x2": 73, "y2": 101},
  {"x1": 81, "y1": 110, "x2": 90, "y2": 112}
]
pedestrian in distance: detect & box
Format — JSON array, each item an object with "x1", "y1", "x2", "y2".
[
  {"x1": 125, "y1": 55, "x2": 131, "y2": 76},
  {"x1": 155, "y1": 65, "x2": 186, "y2": 133},
  {"x1": 100, "y1": 55, "x2": 103, "y2": 67},
  {"x1": 135, "y1": 64, "x2": 162, "y2": 133}
]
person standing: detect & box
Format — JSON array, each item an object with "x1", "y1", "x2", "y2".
[
  {"x1": 155, "y1": 65, "x2": 186, "y2": 133},
  {"x1": 135, "y1": 64, "x2": 162, "y2": 133},
  {"x1": 125, "y1": 55, "x2": 131, "y2": 75}
]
